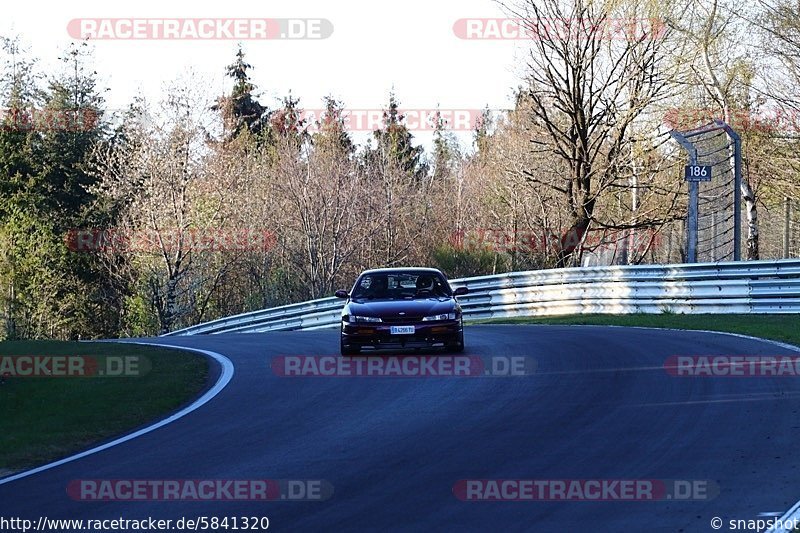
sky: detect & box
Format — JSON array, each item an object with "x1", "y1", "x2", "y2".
[{"x1": 2, "y1": 0, "x2": 529, "y2": 150}]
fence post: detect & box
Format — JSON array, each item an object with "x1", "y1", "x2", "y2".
[
  {"x1": 785, "y1": 196, "x2": 792, "y2": 258},
  {"x1": 669, "y1": 130, "x2": 699, "y2": 263}
]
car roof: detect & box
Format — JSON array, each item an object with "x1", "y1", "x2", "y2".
[{"x1": 359, "y1": 267, "x2": 444, "y2": 276}]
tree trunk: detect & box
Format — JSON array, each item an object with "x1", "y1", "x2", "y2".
[
  {"x1": 557, "y1": 199, "x2": 595, "y2": 268},
  {"x1": 742, "y1": 180, "x2": 759, "y2": 259}
]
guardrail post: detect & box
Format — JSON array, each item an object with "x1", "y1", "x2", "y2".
[{"x1": 785, "y1": 197, "x2": 792, "y2": 258}]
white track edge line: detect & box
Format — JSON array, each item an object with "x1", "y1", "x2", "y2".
[{"x1": 0, "y1": 341, "x2": 234, "y2": 485}]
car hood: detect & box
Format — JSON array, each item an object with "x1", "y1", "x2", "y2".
[{"x1": 346, "y1": 298, "x2": 456, "y2": 317}]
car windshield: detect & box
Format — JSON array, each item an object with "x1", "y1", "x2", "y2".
[{"x1": 351, "y1": 271, "x2": 452, "y2": 300}]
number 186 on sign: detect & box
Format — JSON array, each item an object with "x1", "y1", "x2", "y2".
[{"x1": 685, "y1": 165, "x2": 712, "y2": 182}]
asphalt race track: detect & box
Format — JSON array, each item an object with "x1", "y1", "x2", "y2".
[{"x1": 3, "y1": 325, "x2": 800, "y2": 532}]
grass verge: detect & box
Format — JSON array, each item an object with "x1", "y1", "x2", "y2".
[
  {"x1": 0, "y1": 341, "x2": 209, "y2": 472},
  {"x1": 474, "y1": 314, "x2": 800, "y2": 348}
]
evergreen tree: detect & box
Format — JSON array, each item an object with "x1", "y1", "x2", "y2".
[
  {"x1": 0, "y1": 36, "x2": 42, "y2": 216},
  {"x1": 369, "y1": 92, "x2": 426, "y2": 179},
  {"x1": 214, "y1": 46, "x2": 268, "y2": 140},
  {"x1": 0, "y1": 40, "x2": 114, "y2": 339},
  {"x1": 473, "y1": 106, "x2": 492, "y2": 156},
  {"x1": 36, "y1": 42, "x2": 104, "y2": 223},
  {"x1": 431, "y1": 109, "x2": 460, "y2": 181},
  {"x1": 313, "y1": 96, "x2": 354, "y2": 155},
  {"x1": 269, "y1": 93, "x2": 308, "y2": 147}
]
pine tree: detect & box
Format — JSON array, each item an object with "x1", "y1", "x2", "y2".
[
  {"x1": 473, "y1": 106, "x2": 492, "y2": 155},
  {"x1": 431, "y1": 109, "x2": 460, "y2": 181},
  {"x1": 313, "y1": 96, "x2": 354, "y2": 155},
  {"x1": 36, "y1": 42, "x2": 104, "y2": 224},
  {"x1": 214, "y1": 47, "x2": 268, "y2": 141},
  {"x1": 270, "y1": 94, "x2": 308, "y2": 147},
  {"x1": 0, "y1": 40, "x2": 114, "y2": 339},
  {"x1": 0, "y1": 36, "x2": 42, "y2": 216},
  {"x1": 369, "y1": 92, "x2": 426, "y2": 179}
]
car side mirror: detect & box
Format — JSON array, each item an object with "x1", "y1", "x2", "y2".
[
  {"x1": 334, "y1": 290, "x2": 349, "y2": 299},
  {"x1": 453, "y1": 287, "x2": 469, "y2": 296}
]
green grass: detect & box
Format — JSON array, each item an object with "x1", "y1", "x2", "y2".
[
  {"x1": 473, "y1": 314, "x2": 800, "y2": 348},
  {"x1": 0, "y1": 341, "x2": 209, "y2": 472}
]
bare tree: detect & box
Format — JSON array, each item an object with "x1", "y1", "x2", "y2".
[
  {"x1": 271, "y1": 138, "x2": 374, "y2": 299},
  {"x1": 91, "y1": 80, "x2": 234, "y2": 334},
  {"x1": 499, "y1": 0, "x2": 672, "y2": 266}
]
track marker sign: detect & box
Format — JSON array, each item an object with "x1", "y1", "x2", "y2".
[{"x1": 685, "y1": 165, "x2": 712, "y2": 182}]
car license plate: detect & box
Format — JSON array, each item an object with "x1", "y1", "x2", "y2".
[{"x1": 390, "y1": 325, "x2": 415, "y2": 335}]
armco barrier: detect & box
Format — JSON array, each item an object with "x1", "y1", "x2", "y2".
[{"x1": 163, "y1": 259, "x2": 800, "y2": 336}]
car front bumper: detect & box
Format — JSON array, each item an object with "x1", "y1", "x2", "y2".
[{"x1": 341, "y1": 320, "x2": 462, "y2": 350}]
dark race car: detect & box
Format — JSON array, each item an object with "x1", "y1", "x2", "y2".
[{"x1": 335, "y1": 267, "x2": 469, "y2": 355}]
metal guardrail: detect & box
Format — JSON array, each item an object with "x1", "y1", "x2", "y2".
[{"x1": 163, "y1": 259, "x2": 800, "y2": 336}]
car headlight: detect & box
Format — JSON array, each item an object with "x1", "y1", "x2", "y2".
[
  {"x1": 347, "y1": 315, "x2": 382, "y2": 323},
  {"x1": 422, "y1": 312, "x2": 457, "y2": 321}
]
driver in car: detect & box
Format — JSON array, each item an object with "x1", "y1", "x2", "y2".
[
  {"x1": 415, "y1": 275, "x2": 435, "y2": 297},
  {"x1": 363, "y1": 275, "x2": 388, "y2": 299}
]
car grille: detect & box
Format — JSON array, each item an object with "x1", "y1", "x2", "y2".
[{"x1": 381, "y1": 316, "x2": 424, "y2": 324}]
